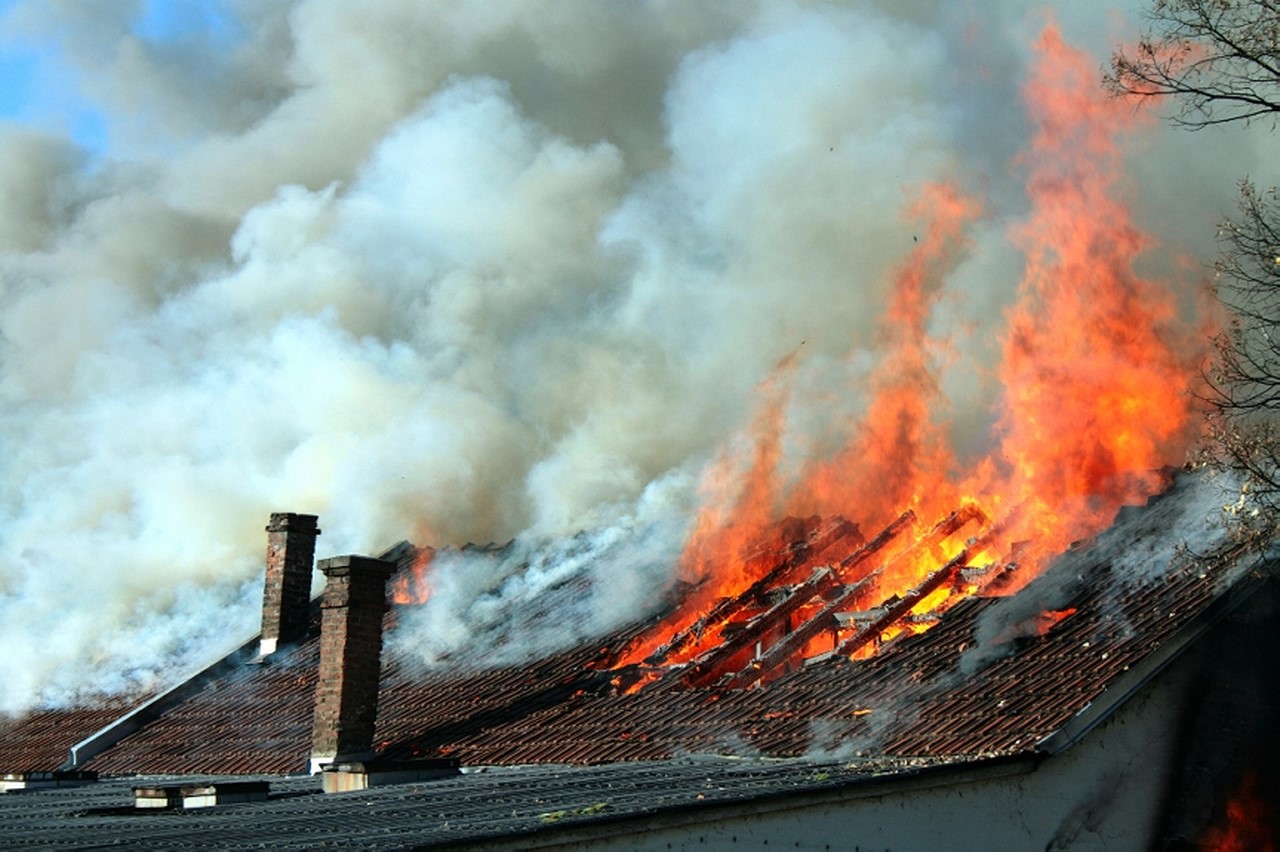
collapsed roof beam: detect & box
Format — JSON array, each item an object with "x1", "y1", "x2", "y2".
[
  {"x1": 680, "y1": 510, "x2": 941, "y2": 689},
  {"x1": 717, "y1": 574, "x2": 880, "y2": 690},
  {"x1": 680, "y1": 566, "x2": 840, "y2": 689},
  {"x1": 832, "y1": 523, "x2": 1004, "y2": 660},
  {"x1": 716, "y1": 504, "x2": 993, "y2": 690},
  {"x1": 642, "y1": 516, "x2": 866, "y2": 667}
]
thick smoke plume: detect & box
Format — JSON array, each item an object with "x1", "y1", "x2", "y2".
[{"x1": 0, "y1": 1, "x2": 1269, "y2": 712}]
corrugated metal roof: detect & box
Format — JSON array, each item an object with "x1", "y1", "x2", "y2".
[{"x1": 0, "y1": 755, "x2": 1027, "y2": 850}]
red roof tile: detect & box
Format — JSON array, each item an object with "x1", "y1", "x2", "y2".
[
  {"x1": 5, "y1": 469, "x2": 1269, "y2": 777},
  {"x1": 0, "y1": 701, "x2": 137, "y2": 772}
]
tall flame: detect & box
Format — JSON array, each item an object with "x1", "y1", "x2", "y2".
[
  {"x1": 680, "y1": 353, "x2": 797, "y2": 600},
  {"x1": 620, "y1": 23, "x2": 1209, "y2": 676},
  {"x1": 787, "y1": 181, "x2": 978, "y2": 533},
  {"x1": 980, "y1": 24, "x2": 1202, "y2": 569}
]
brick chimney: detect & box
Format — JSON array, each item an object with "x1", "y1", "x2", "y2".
[
  {"x1": 310, "y1": 554, "x2": 396, "y2": 773},
  {"x1": 260, "y1": 513, "x2": 320, "y2": 657}
]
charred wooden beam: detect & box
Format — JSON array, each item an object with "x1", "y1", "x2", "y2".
[
  {"x1": 680, "y1": 567, "x2": 839, "y2": 688},
  {"x1": 825, "y1": 504, "x2": 983, "y2": 624},
  {"x1": 717, "y1": 572, "x2": 882, "y2": 690},
  {"x1": 680, "y1": 510, "x2": 923, "y2": 689},
  {"x1": 720, "y1": 504, "x2": 991, "y2": 689},
  {"x1": 834, "y1": 510, "x2": 917, "y2": 579},
  {"x1": 642, "y1": 516, "x2": 863, "y2": 666},
  {"x1": 832, "y1": 522, "x2": 1004, "y2": 660}
]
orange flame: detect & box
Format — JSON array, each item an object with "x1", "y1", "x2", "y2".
[
  {"x1": 671, "y1": 356, "x2": 797, "y2": 617},
  {"x1": 789, "y1": 181, "x2": 979, "y2": 532},
  {"x1": 973, "y1": 24, "x2": 1202, "y2": 571},
  {"x1": 610, "y1": 23, "x2": 1211, "y2": 688},
  {"x1": 390, "y1": 547, "x2": 435, "y2": 605}
]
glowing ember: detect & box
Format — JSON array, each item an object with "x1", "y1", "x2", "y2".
[
  {"x1": 1032, "y1": 608, "x2": 1077, "y2": 636},
  {"x1": 607, "y1": 23, "x2": 1209, "y2": 693},
  {"x1": 1201, "y1": 772, "x2": 1275, "y2": 852}
]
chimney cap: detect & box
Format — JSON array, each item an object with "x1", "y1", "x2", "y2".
[
  {"x1": 317, "y1": 554, "x2": 397, "y2": 579},
  {"x1": 266, "y1": 513, "x2": 321, "y2": 534}
]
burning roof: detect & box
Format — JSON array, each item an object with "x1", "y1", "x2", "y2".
[
  {"x1": 1, "y1": 8, "x2": 1276, "y2": 846},
  {"x1": 1, "y1": 467, "x2": 1269, "y2": 779},
  {"x1": 1, "y1": 2, "x2": 1253, "y2": 728}
]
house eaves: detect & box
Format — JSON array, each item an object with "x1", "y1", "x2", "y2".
[
  {"x1": 1036, "y1": 550, "x2": 1277, "y2": 757},
  {"x1": 0, "y1": 755, "x2": 1036, "y2": 850}
]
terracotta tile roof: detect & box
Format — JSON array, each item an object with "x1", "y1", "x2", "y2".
[
  {"x1": 5, "y1": 468, "x2": 1270, "y2": 777},
  {"x1": 84, "y1": 639, "x2": 321, "y2": 777},
  {"x1": 0, "y1": 701, "x2": 136, "y2": 772},
  {"x1": 370, "y1": 469, "x2": 1267, "y2": 767},
  {"x1": 372, "y1": 554, "x2": 1253, "y2": 767}
]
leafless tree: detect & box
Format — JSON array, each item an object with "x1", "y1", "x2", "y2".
[
  {"x1": 1107, "y1": 0, "x2": 1280, "y2": 128},
  {"x1": 1202, "y1": 182, "x2": 1280, "y2": 517},
  {"x1": 1109, "y1": 0, "x2": 1280, "y2": 520}
]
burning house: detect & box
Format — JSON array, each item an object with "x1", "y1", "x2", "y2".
[
  {"x1": 1, "y1": 467, "x2": 1277, "y2": 848},
  {"x1": 3, "y1": 2, "x2": 1280, "y2": 849}
]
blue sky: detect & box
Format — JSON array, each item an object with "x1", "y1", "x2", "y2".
[
  {"x1": 0, "y1": 0, "x2": 243, "y2": 153},
  {"x1": 0, "y1": 0, "x2": 48, "y2": 120}
]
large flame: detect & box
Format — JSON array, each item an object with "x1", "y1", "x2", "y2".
[
  {"x1": 788, "y1": 181, "x2": 977, "y2": 534},
  {"x1": 980, "y1": 24, "x2": 1202, "y2": 566},
  {"x1": 613, "y1": 24, "x2": 1208, "y2": 682}
]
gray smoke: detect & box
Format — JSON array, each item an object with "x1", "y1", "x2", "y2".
[
  {"x1": 0, "y1": 1, "x2": 1270, "y2": 713},
  {"x1": 387, "y1": 470, "x2": 694, "y2": 669},
  {"x1": 958, "y1": 468, "x2": 1246, "y2": 678}
]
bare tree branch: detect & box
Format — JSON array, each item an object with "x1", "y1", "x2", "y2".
[
  {"x1": 1106, "y1": 0, "x2": 1280, "y2": 129},
  {"x1": 1111, "y1": 1, "x2": 1280, "y2": 520}
]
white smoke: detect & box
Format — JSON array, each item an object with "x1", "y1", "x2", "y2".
[
  {"x1": 0, "y1": 1, "x2": 1270, "y2": 713},
  {"x1": 388, "y1": 470, "x2": 694, "y2": 669}
]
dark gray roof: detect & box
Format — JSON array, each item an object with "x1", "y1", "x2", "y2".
[{"x1": 0, "y1": 754, "x2": 1010, "y2": 850}]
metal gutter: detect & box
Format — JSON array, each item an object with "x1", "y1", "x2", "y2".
[
  {"x1": 62, "y1": 631, "x2": 262, "y2": 769},
  {"x1": 62, "y1": 541, "x2": 414, "y2": 771}
]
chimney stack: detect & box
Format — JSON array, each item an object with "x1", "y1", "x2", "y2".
[
  {"x1": 310, "y1": 554, "x2": 396, "y2": 773},
  {"x1": 260, "y1": 513, "x2": 320, "y2": 657}
]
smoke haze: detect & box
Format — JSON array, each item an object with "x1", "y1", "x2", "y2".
[{"x1": 0, "y1": 1, "x2": 1269, "y2": 713}]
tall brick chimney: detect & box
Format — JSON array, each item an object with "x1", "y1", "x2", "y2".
[
  {"x1": 310, "y1": 554, "x2": 397, "y2": 773},
  {"x1": 260, "y1": 513, "x2": 321, "y2": 657}
]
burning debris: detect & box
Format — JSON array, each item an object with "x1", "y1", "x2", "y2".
[
  {"x1": 1200, "y1": 771, "x2": 1276, "y2": 852},
  {"x1": 592, "y1": 501, "x2": 1014, "y2": 696}
]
